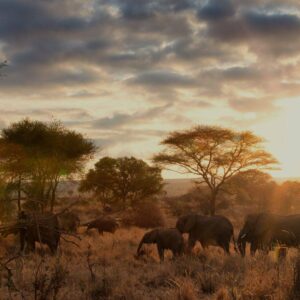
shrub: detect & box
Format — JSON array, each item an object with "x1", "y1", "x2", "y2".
[
  {"x1": 130, "y1": 202, "x2": 165, "y2": 228},
  {"x1": 290, "y1": 256, "x2": 300, "y2": 299}
]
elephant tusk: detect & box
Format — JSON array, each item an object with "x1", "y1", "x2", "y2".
[{"x1": 241, "y1": 233, "x2": 247, "y2": 239}]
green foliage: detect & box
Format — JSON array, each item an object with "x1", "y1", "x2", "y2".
[
  {"x1": 80, "y1": 156, "x2": 163, "y2": 209},
  {"x1": 0, "y1": 119, "x2": 96, "y2": 212}
]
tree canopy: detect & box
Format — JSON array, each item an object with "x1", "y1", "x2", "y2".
[
  {"x1": 80, "y1": 156, "x2": 164, "y2": 209},
  {"x1": 0, "y1": 119, "x2": 96, "y2": 211},
  {"x1": 153, "y1": 125, "x2": 278, "y2": 215}
]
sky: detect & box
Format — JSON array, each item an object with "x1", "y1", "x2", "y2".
[{"x1": 0, "y1": 0, "x2": 300, "y2": 178}]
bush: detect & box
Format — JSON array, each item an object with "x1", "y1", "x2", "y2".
[
  {"x1": 130, "y1": 202, "x2": 165, "y2": 228},
  {"x1": 290, "y1": 256, "x2": 300, "y2": 299}
]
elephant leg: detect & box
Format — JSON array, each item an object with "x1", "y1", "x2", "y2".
[
  {"x1": 157, "y1": 244, "x2": 164, "y2": 262},
  {"x1": 48, "y1": 242, "x2": 58, "y2": 255},
  {"x1": 222, "y1": 241, "x2": 230, "y2": 255},
  {"x1": 239, "y1": 240, "x2": 246, "y2": 257},
  {"x1": 261, "y1": 243, "x2": 270, "y2": 255},
  {"x1": 200, "y1": 241, "x2": 206, "y2": 249},
  {"x1": 172, "y1": 247, "x2": 182, "y2": 258},
  {"x1": 250, "y1": 242, "x2": 258, "y2": 256},
  {"x1": 218, "y1": 237, "x2": 230, "y2": 254},
  {"x1": 187, "y1": 236, "x2": 196, "y2": 253},
  {"x1": 26, "y1": 239, "x2": 35, "y2": 253}
]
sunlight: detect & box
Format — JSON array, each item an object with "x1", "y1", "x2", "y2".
[{"x1": 265, "y1": 98, "x2": 300, "y2": 178}]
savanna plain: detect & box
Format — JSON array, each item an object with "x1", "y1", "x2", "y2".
[{"x1": 0, "y1": 180, "x2": 299, "y2": 300}]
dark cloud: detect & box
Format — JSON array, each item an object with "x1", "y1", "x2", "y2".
[
  {"x1": 245, "y1": 11, "x2": 300, "y2": 35},
  {"x1": 129, "y1": 70, "x2": 197, "y2": 87},
  {"x1": 198, "y1": 0, "x2": 235, "y2": 21}
]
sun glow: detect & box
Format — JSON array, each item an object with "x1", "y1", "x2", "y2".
[{"x1": 260, "y1": 98, "x2": 300, "y2": 178}]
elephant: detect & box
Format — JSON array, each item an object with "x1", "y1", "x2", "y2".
[
  {"x1": 18, "y1": 211, "x2": 60, "y2": 254},
  {"x1": 238, "y1": 213, "x2": 300, "y2": 256},
  {"x1": 136, "y1": 228, "x2": 184, "y2": 262},
  {"x1": 58, "y1": 211, "x2": 80, "y2": 233},
  {"x1": 83, "y1": 216, "x2": 118, "y2": 235},
  {"x1": 176, "y1": 213, "x2": 236, "y2": 254}
]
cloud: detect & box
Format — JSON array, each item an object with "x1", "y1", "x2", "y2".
[
  {"x1": 1, "y1": 0, "x2": 300, "y2": 156},
  {"x1": 228, "y1": 97, "x2": 278, "y2": 113},
  {"x1": 198, "y1": 0, "x2": 235, "y2": 21},
  {"x1": 129, "y1": 70, "x2": 197, "y2": 87},
  {"x1": 92, "y1": 104, "x2": 171, "y2": 129},
  {"x1": 245, "y1": 11, "x2": 300, "y2": 36}
]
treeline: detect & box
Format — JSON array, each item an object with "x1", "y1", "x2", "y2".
[
  {"x1": 0, "y1": 119, "x2": 280, "y2": 219},
  {"x1": 169, "y1": 170, "x2": 300, "y2": 216}
]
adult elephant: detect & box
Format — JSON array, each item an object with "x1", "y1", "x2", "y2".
[
  {"x1": 238, "y1": 213, "x2": 300, "y2": 256},
  {"x1": 176, "y1": 214, "x2": 236, "y2": 254},
  {"x1": 58, "y1": 211, "x2": 80, "y2": 233},
  {"x1": 18, "y1": 211, "x2": 60, "y2": 254},
  {"x1": 136, "y1": 228, "x2": 184, "y2": 262}
]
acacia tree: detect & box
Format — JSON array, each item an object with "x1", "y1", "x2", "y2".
[
  {"x1": 153, "y1": 125, "x2": 278, "y2": 215},
  {"x1": 80, "y1": 156, "x2": 164, "y2": 209},
  {"x1": 0, "y1": 119, "x2": 96, "y2": 211}
]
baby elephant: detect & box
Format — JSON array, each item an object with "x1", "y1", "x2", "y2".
[
  {"x1": 83, "y1": 216, "x2": 118, "y2": 235},
  {"x1": 137, "y1": 228, "x2": 184, "y2": 262}
]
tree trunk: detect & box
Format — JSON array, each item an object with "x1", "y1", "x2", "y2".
[
  {"x1": 17, "y1": 176, "x2": 21, "y2": 212},
  {"x1": 209, "y1": 191, "x2": 217, "y2": 216},
  {"x1": 50, "y1": 180, "x2": 59, "y2": 212}
]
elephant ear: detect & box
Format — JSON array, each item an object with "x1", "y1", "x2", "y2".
[
  {"x1": 147, "y1": 229, "x2": 159, "y2": 243},
  {"x1": 253, "y1": 213, "x2": 275, "y2": 240},
  {"x1": 183, "y1": 215, "x2": 197, "y2": 232}
]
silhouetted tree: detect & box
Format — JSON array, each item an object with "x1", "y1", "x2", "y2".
[
  {"x1": 80, "y1": 156, "x2": 163, "y2": 209},
  {"x1": 0, "y1": 119, "x2": 96, "y2": 211},
  {"x1": 153, "y1": 125, "x2": 278, "y2": 215}
]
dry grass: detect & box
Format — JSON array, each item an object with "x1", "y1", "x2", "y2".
[
  {"x1": 0, "y1": 225, "x2": 298, "y2": 299},
  {"x1": 0, "y1": 198, "x2": 298, "y2": 299}
]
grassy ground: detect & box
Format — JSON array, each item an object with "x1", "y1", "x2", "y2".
[{"x1": 0, "y1": 225, "x2": 298, "y2": 299}]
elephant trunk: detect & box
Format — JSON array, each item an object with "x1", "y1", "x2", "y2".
[
  {"x1": 137, "y1": 237, "x2": 145, "y2": 256},
  {"x1": 231, "y1": 233, "x2": 238, "y2": 253},
  {"x1": 237, "y1": 230, "x2": 247, "y2": 256}
]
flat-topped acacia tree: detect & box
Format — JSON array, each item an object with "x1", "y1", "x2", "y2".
[{"x1": 153, "y1": 125, "x2": 278, "y2": 215}]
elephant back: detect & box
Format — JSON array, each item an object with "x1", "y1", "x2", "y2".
[
  {"x1": 86, "y1": 216, "x2": 118, "y2": 232},
  {"x1": 58, "y1": 211, "x2": 80, "y2": 233},
  {"x1": 194, "y1": 215, "x2": 233, "y2": 236},
  {"x1": 19, "y1": 211, "x2": 60, "y2": 245}
]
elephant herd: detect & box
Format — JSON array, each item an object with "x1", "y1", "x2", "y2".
[
  {"x1": 9, "y1": 210, "x2": 300, "y2": 262},
  {"x1": 15, "y1": 211, "x2": 118, "y2": 254},
  {"x1": 137, "y1": 212, "x2": 300, "y2": 261}
]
